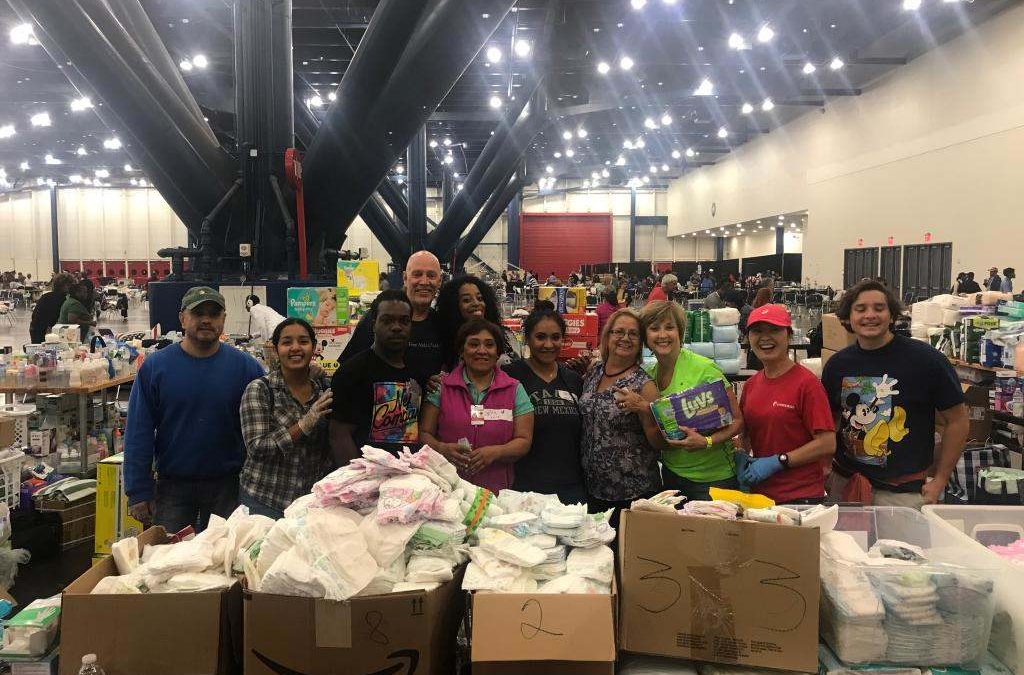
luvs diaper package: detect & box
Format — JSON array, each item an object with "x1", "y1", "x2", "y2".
[{"x1": 650, "y1": 379, "x2": 732, "y2": 438}]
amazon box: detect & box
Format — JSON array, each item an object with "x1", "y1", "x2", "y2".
[
  {"x1": 60, "y1": 527, "x2": 242, "y2": 675},
  {"x1": 821, "y1": 313, "x2": 856, "y2": 352},
  {"x1": 618, "y1": 509, "x2": 820, "y2": 673},
  {"x1": 243, "y1": 569, "x2": 465, "y2": 675},
  {"x1": 470, "y1": 584, "x2": 617, "y2": 675}
]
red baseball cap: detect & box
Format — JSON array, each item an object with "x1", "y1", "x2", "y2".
[{"x1": 746, "y1": 303, "x2": 792, "y2": 329}]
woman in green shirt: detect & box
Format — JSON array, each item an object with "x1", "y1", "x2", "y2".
[
  {"x1": 619, "y1": 300, "x2": 745, "y2": 500},
  {"x1": 58, "y1": 279, "x2": 97, "y2": 341}
]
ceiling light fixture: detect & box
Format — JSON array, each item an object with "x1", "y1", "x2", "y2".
[
  {"x1": 685, "y1": 147, "x2": 695, "y2": 157},
  {"x1": 661, "y1": 113, "x2": 672, "y2": 126},
  {"x1": 70, "y1": 97, "x2": 93, "y2": 112},
  {"x1": 717, "y1": 126, "x2": 729, "y2": 138},
  {"x1": 644, "y1": 117, "x2": 658, "y2": 130},
  {"x1": 30, "y1": 112, "x2": 51, "y2": 127},
  {"x1": 192, "y1": 54, "x2": 208, "y2": 69},
  {"x1": 642, "y1": 175, "x2": 650, "y2": 184},
  {"x1": 635, "y1": 137, "x2": 646, "y2": 149},
  {"x1": 306, "y1": 95, "x2": 323, "y2": 108},
  {"x1": 443, "y1": 155, "x2": 454, "y2": 165},
  {"x1": 514, "y1": 39, "x2": 532, "y2": 58},
  {"x1": 179, "y1": 59, "x2": 193, "y2": 72},
  {"x1": 328, "y1": 91, "x2": 337, "y2": 102},
  {"x1": 103, "y1": 137, "x2": 122, "y2": 150},
  {"x1": 619, "y1": 55, "x2": 634, "y2": 71},
  {"x1": 630, "y1": 0, "x2": 647, "y2": 9},
  {"x1": 485, "y1": 46, "x2": 502, "y2": 63},
  {"x1": 10, "y1": 23, "x2": 37, "y2": 46},
  {"x1": 429, "y1": 139, "x2": 438, "y2": 148},
  {"x1": 615, "y1": 155, "x2": 626, "y2": 166},
  {"x1": 554, "y1": 151, "x2": 562, "y2": 158},
  {"x1": 693, "y1": 77, "x2": 714, "y2": 96},
  {"x1": 802, "y1": 62, "x2": 817, "y2": 75},
  {"x1": 902, "y1": 0, "x2": 922, "y2": 9},
  {"x1": 741, "y1": 102, "x2": 754, "y2": 114},
  {"x1": 671, "y1": 149, "x2": 681, "y2": 159},
  {"x1": 650, "y1": 165, "x2": 658, "y2": 173},
  {"x1": 44, "y1": 153, "x2": 61, "y2": 165},
  {"x1": 602, "y1": 168, "x2": 610, "y2": 177},
  {"x1": 545, "y1": 165, "x2": 554, "y2": 173},
  {"x1": 577, "y1": 127, "x2": 588, "y2": 138},
  {"x1": 562, "y1": 130, "x2": 573, "y2": 140},
  {"x1": 565, "y1": 148, "x2": 575, "y2": 158},
  {"x1": 728, "y1": 33, "x2": 749, "y2": 50},
  {"x1": 661, "y1": 163, "x2": 669, "y2": 172},
  {"x1": 443, "y1": 137, "x2": 452, "y2": 147},
  {"x1": 488, "y1": 95, "x2": 502, "y2": 109},
  {"x1": 19, "y1": 161, "x2": 28, "y2": 171},
  {"x1": 623, "y1": 139, "x2": 634, "y2": 149},
  {"x1": 761, "y1": 97, "x2": 775, "y2": 111},
  {"x1": 76, "y1": 146, "x2": 87, "y2": 156},
  {"x1": 0, "y1": 125, "x2": 14, "y2": 139},
  {"x1": 596, "y1": 61, "x2": 611, "y2": 75},
  {"x1": 830, "y1": 56, "x2": 845, "y2": 70},
  {"x1": 757, "y1": 23, "x2": 775, "y2": 43},
  {"x1": 95, "y1": 169, "x2": 109, "y2": 178},
  {"x1": 124, "y1": 164, "x2": 133, "y2": 172},
  {"x1": 69, "y1": 174, "x2": 83, "y2": 184}
]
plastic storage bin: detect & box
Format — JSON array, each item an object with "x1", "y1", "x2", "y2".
[
  {"x1": 923, "y1": 504, "x2": 1024, "y2": 672},
  {"x1": 817, "y1": 506, "x2": 998, "y2": 670}
]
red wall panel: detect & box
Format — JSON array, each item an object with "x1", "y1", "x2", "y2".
[{"x1": 520, "y1": 212, "x2": 612, "y2": 280}]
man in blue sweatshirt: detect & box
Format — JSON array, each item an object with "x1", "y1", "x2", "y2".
[{"x1": 125, "y1": 286, "x2": 264, "y2": 531}]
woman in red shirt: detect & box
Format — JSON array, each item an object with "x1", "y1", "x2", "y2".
[{"x1": 737, "y1": 304, "x2": 836, "y2": 504}]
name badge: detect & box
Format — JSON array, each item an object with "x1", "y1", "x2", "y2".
[{"x1": 471, "y1": 405, "x2": 513, "y2": 425}]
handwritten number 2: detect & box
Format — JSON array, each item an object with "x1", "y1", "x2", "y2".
[
  {"x1": 520, "y1": 598, "x2": 564, "y2": 639},
  {"x1": 636, "y1": 556, "x2": 682, "y2": 614}
]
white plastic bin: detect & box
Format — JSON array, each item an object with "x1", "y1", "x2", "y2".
[
  {"x1": 923, "y1": 504, "x2": 1024, "y2": 672},
  {"x1": 817, "y1": 506, "x2": 999, "y2": 670}
]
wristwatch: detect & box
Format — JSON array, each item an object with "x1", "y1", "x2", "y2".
[
  {"x1": 778, "y1": 453, "x2": 790, "y2": 468},
  {"x1": 704, "y1": 436, "x2": 713, "y2": 449}
]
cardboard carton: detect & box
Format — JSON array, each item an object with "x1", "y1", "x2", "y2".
[
  {"x1": 618, "y1": 509, "x2": 820, "y2": 673},
  {"x1": 961, "y1": 382, "x2": 993, "y2": 442},
  {"x1": 244, "y1": 568, "x2": 465, "y2": 675},
  {"x1": 820, "y1": 348, "x2": 837, "y2": 371},
  {"x1": 35, "y1": 496, "x2": 94, "y2": 550},
  {"x1": 0, "y1": 416, "x2": 15, "y2": 448},
  {"x1": 60, "y1": 527, "x2": 242, "y2": 675},
  {"x1": 336, "y1": 259, "x2": 381, "y2": 295},
  {"x1": 538, "y1": 287, "x2": 587, "y2": 314},
  {"x1": 471, "y1": 586, "x2": 617, "y2": 675},
  {"x1": 94, "y1": 454, "x2": 143, "y2": 555},
  {"x1": 563, "y1": 313, "x2": 599, "y2": 338},
  {"x1": 287, "y1": 286, "x2": 350, "y2": 326},
  {"x1": 821, "y1": 314, "x2": 856, "y2": 352}
]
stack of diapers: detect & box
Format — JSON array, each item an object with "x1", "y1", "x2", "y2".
[
  {"x1": 911, "y1": 300, "x2": 943, "y2": 327},
  {"x1": 709, "y1": 308, "x2": 741, "y2": 375},
  {"x1": 685, "y1": 342, "x2": 715, "y2": 358}
]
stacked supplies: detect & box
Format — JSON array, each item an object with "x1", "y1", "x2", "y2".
[
  {"x1": 818, "y1": 529, "x2": 996, "y2": 669},
  {"x1": 650, "y1": 380, "x2": 732, "y2": 440},
  {"x1": 685, "y1": 309, "x2": 713, "y2": 345},
  {"x1": 708, "y1": 307, "x2": 742, "y2": 375},
  {"x1": 462, "y1": 490, "x2": 615, "y2": 594}
]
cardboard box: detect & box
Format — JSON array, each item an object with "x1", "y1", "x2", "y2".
[
  {"x1": 287, "y1": 286, "x2": 349, "y2": 326},
  {"x1": 962, "y1": 382, "x2": 993, "y2": 441},
  {"x1": 244, "y1": 570, "x2": 466, "y2": 675},
  {"x1": 563, "y1": 313, "x2": 599, "y2": 338},
  {"x1": 471, "y1": 588, "x2": 617, "y2": 675},
  {"x1": 618, "y1": 509, "x2": 820, "y2": 673},
  {"x1": 0, "y1": 416, "x2": 16, "y2": 448},
  {"x1": 314, "y1": 326, "x2": 352, "y2": 376},
  {"x1": 538, "y1": 287, "x2": 587, "y2": 314},
  {"x1": 61, "y1": 527, "x2": 242, "y2": 675},
  {"x1": 94, "y1": 454, "x2": 143, "y2": 555},
  {"x1": 820, "y1": 348, "x2": 837, "y2": 371},
  {"x1": 336, "y1": 259, "x2": 381, "y2": 295},
  {"x1": 35, "y1": 496, "x2": 95, "y2": 550},
  {"x1": 821, "y1": 314, "x2": 857, "y2": 351}
]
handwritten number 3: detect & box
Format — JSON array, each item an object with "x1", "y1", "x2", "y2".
[
  {"x1": 754, "y1": 559, "x2": 807, "y2": 632},
  {"x1": 520, "y1": 598, "x2": 564, "y2": 640},
  {"x1": 636, "y1": 556, "x2": 682, "y2": 614}
]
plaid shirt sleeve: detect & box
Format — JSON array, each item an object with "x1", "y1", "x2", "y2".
[{"x1": 240, "y1": 378, "x2": 295, "y2": 459}]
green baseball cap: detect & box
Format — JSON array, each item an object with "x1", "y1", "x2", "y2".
[{"x1": 180, "y1": 286, "x2": 226, "y2": 312}]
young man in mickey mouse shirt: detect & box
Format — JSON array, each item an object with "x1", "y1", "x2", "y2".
[{"x1": 821, "y1": 280, "x2": 969, "y2": 507}]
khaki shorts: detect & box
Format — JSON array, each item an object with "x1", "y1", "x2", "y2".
[{"x1": 825, "y1": 472, "x2": 926, "y2": 510}]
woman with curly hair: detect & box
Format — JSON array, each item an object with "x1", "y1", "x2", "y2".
[{"x1": 435, "y1": 274, "x2": 519, "y2": 369}]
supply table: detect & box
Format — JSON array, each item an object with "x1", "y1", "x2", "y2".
[{"x1": 0, "y1": 374, "x2": 135, "y2": 476}]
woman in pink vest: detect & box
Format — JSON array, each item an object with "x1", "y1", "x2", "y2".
[{"x1": 420, "y1": 318, "x2": 535, "y2": 494}]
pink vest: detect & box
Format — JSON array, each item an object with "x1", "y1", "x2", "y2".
[{"x1": 436, "y1": 364, "x2": 518, "y2": 493}]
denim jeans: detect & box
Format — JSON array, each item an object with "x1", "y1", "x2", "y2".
[
  {"x1": 240, "y1": 489, "x2": 285, "y2": 520},
  {"x1": 661, "y1": 468, "x2": 739, "y2": 502},
  {"x1": 154, "y1": 475, "x2": 239, "y2": 533}
]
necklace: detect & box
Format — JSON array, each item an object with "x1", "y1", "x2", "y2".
[{"x1": 603, "y1": 362, "x2": 633, "y2": 379}]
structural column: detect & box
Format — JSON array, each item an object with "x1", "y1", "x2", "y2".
[
  {"x1": 775, "y1": 225, "x2": 784, "y2": 255},
  {"x1": 715, "y1": 236, "x2": 725, "y2": 261},
  {"x1": 408, "y1": 126, "x2": 427, "y2": 251},
  {"x1": 441, "y1": 169, "x2": 454, "y2": 216},
  {"x1": 629, "y1": 188, "x2": 637, "y2": 263},
  {"x1": 507, "y1": 190, "x2": 521, "y2": 268},
  {"x1": 49, "y1": 187, "x2": 60, "y2": 275}
]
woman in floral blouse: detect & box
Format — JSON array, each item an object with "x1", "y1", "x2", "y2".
[{"x1": 579, "y1": 309, "x2": 664, "y2": 523}]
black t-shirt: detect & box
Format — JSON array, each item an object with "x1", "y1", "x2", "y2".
[
  {"x1": 960, "y1": 280, "x2": 981, "y2": 293},
  {"x1": 503, "y1": 360, "x2": 584, "y2": 497},
  {"x1": 331, "y1": 349, "x2": 423, "y2": 456},
  {"x1": 340, "y1": 309, "x2": 443, "y2": 386},
  {"x1": 30, "y1": 290, "x2": 66, "y2": 334},
  {"x1": 821, "y1": 334, "x2": 964, "y2": 483}
]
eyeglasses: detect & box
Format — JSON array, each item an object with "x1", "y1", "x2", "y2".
[{"x1": 609, "y1": 328, "x2": 640, "y2": 339}]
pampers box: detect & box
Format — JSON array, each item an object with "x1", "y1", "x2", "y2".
[
  {"x1": 287, "y1": 286, "x2": 349, "y2": 326},
  {"x1": 538, "y1": 286, "x2": 587, "y2": 314},
  {"x1": 650, "y1": 380, "x2": 732, "y2": 439}
]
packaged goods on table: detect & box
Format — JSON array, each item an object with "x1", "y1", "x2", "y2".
[{"x1": 649, "y1": 380, "x2": 733, "y2": 440}]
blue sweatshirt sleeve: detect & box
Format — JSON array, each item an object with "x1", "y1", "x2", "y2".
[{"x1": 124, "y1": 360, "x2": 158, "y2": 504}]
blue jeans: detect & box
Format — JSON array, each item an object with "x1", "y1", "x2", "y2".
[
  {"x1": 154, "y1": 475, "x2": 239, "y2": 533},
  {"x1": 661, "y1": 468, "x2": 739, "y2": 502},
  {"x1": 240, "y1": 490, "x2": 285, "y2": 520}
]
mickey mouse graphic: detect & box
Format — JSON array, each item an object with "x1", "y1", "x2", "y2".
[{"x1": 841, "y1": 374, "x2": 909, "y2": 465}]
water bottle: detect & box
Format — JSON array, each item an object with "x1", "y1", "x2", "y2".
[{"x1": 78, "y1": 654, "x2": 105, "y2": 675}]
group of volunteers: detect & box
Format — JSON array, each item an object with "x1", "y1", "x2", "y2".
[{"x1": 121, "y1": 251, "x2": 970, "y2": 532}]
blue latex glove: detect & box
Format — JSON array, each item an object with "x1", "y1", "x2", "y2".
[
  {"x1": 733, "y1": 451, "x2": 753, "y2": 492},
  {"x1": 741, "y1": 455, "x2": 784, "y2": 486}
]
